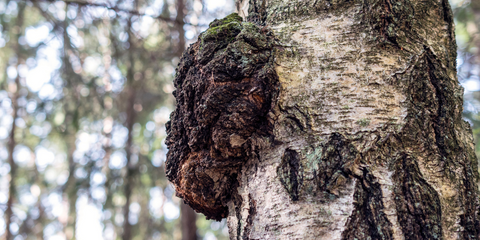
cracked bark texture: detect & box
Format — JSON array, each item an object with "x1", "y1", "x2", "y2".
[{"x1": 166, "y1": 0, "x2": 480, "y2": 239}]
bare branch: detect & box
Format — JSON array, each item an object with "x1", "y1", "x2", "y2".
[{"x1": 16, "y1": 0, "x2": 206, "y2": 27}]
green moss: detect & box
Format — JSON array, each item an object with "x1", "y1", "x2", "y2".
[
  {"x1": 208, "y1": 13, "x2": 243, "y2": 28},
  {"x1": 201, "y1": 21, "x2": 242, "y2": 42},
  {"x1": 198, "y1": 13, "x2": 245, "y2": 62},
  {"x1": 200, "y1": 13, "x2": 244, "y2": 46}
]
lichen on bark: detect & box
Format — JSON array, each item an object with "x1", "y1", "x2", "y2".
[{"x1": 165, "y1": 13, "x2": 279, "y2": 220}]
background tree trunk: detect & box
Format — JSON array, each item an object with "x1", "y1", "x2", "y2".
[
  {"x1": 175, "y1": 0, "x2": 199, "y2": 239},
  {"x1": 224, "y1": 0, "x2": 480, "y2": 239},
  {"x1": 181, "y1": 202, "x2": 198, "y2": 240},
  {"x1": 4, "y1": 3, "x2": 25, "y2": 240},
  {"x1": 122, "y1": 16, "x2": 137, "y2": 240}
]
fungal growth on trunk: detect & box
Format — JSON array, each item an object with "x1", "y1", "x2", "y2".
[{"x1": 165, "y1": 13, "x2": 279, "y2": 220}]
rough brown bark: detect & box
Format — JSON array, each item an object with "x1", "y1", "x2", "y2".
[{"x1": 166, "y1": 0, "x2": 480, "y2": 239}]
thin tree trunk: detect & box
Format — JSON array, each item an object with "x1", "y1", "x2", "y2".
[
  {"x1": 34, "y1": 200, "x2": 45, "y2": 240},
  {"x1": 32, "y1": 156, "x2": 45, "y2": 240},
  {"x1": 60, "y1": 9, "x2": 83, "y2": 238},
  {"x1": 175, "y1": 0, "x2": 198, "y2": 239},
  {"x1": 180, "y1": 202, "x2": 197, "y2": 240},
  {"x1": 4, "y1": 4, "x2": 25, "y2": 240},
  {"x1": 63, "y1": 134, "x2": 78, "y2": 239},
  {"x1": 5, "y1": 57, "x2": 19, "y2": 240},
  {"x1": 122, "y1": 17, "x2": 137, "y2": 240},
  {"x1": 166, "y1": 0, "x2": 480, "y2": 239},
  {"x1": 175, "y1": 0, "x2": 186, "y2": 55},
  {"x1": 121, "y1": 85, "x2": 136, "y2": 240}
]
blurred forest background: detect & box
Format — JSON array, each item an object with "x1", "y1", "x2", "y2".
[{"x1": 0, "y1": 0, "x2": 479, "y2": 239}]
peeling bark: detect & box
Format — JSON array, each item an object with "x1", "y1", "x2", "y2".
[{"x1": 166, "y1": 0, "x2": 480, "y2": 239}]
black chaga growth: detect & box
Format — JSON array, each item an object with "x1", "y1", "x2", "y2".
[{"x1": 165, "y1": 13, "x2": 278, "y2": 220}]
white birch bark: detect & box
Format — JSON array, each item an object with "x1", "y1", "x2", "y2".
[{"x1": 224, "y1": 0, "x2": 479, "y2": 239}]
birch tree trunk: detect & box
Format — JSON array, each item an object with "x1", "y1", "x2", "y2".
[{"x1": 166, "y1": 0, "x2": 480, "y2": 239}]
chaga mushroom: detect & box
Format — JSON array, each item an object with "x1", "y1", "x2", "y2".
[{"x1": 165, "y1": 13, "x2": 279, "y2": 220}]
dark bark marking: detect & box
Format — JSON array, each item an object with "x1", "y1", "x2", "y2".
[
  {"x1": 361, "y1": 0, "x2": 458, "y2": 60},
  {"x1": 310, "y1": 133, "x2": 395, "y2": 239},
  {"x1": 247, "y1": 0, "x2": 267, "y2": 25},
  {"x1": 317, "y1": 133, "x2": 358, "y2": 195},
  {"x1": 243, "y1": 194, "x2": 257, "y2": 240},
  {"x1": 459, "y1": 160, "x2": 480, "y2": 240},
  {"x1": 278, "y1": 149, "x2": 303, "y2": 201},
  {"x1": 342, "y1": 169, "x2": 394, "y2": 240},
  {"x1": 361, "y1": 0, "x2": 415, "y2": 47},
  {"x1": 233, "y1": 190, "x2": 243, "y2": 240},
  {"x1": 392, "y1": 154, "x2": 443, "y2": 240},
  {"x1": 165, "y1": 13, "x2": 279, "y2": 220},
  {"x1": 286, "y1": 116, "x2": 305, "y2": 132}
]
